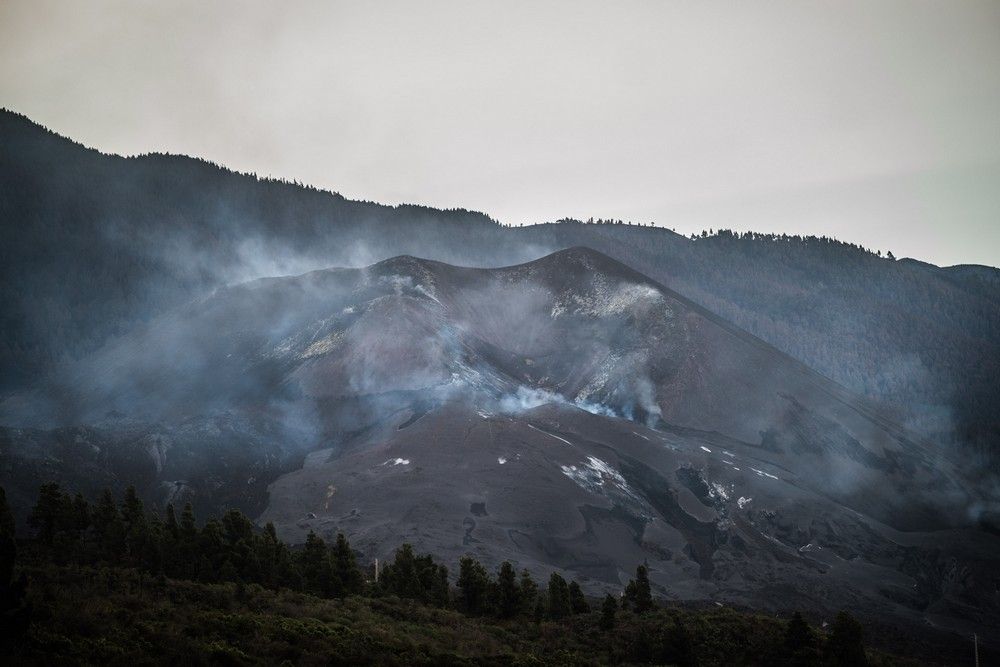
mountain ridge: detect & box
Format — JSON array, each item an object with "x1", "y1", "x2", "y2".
[{"x1": 2, "y1": 107, "x2": 998, "y2": 463}]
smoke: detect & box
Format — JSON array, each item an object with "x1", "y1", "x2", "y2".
[
  {"x1": 622, "y1": 377, "x2": 663, "y2": 427},
  {"x1": 0, "y1": 232, "x2": 995, "y2": 553},
  {"x1": 497, "y1": 386, "x2": 618, "y2": 418},
  {"x1": 5, "y1": 114, "x2": 998, "y2": 504}
]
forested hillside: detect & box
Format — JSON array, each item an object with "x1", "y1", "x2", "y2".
[{"x1": 2, "y1": 109, "x2": 997, "y2": 462}]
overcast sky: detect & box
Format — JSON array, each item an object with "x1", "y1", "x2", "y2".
[{"x1": 2, "y1": 1, "x2": 999, "y2": 267}]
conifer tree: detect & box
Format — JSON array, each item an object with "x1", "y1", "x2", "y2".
[
  {"x1": 143, "y1": 511, "x2": 165, "y2": 574},
  {"x1": 784, "y1": 611, "x2": 817, "y2": 664},
  {"x1": 383, "y1": 543, "x2": 424, "y2": 600},
  {"x1": 825, "y1": 611, "x2": 868, "y2": 666},
  {"x1": 533, "y1": 596, "x2": 546, "y2": 623},
  {"x1": 300, "y1": 531, "x2": 333, "y2": 596},
  {"x1": 332, "y1": 533, "x2": 363, "y2": 597},
  {"x1": 70, "y1": 492, "x2": 90, "y2": 540},
  {"x1": 220, "y1": 509, "x2": 257, "y2": 581},
  {"x1": 423, "y1": 560, "x2": 450, "y2": 607},
  {"x1": 176, "y1": 503, "x2": 199, "y2": 579},
  {"x1": 92, "y1": 488, "x2": 124, "y2": 562},
  {"x1": 179, "y1": 503, "x2": 197, "y2": 539},
  {"x1": 547, "y1": 572, "x2": 572, "y2": 619},
  {"x1": 256, "y1": 521, "x2": 280, "y2": 586},
  {"x1": 600, "y1": 593, "x2": 617, "y2": 631},
  {"x1": 624, "y1": 578, "x2": 637, "y2": 610},
  {"x1": 164, "y1": 504, "x2": 179, "y2": 540},
  {"x1": 568, "y1": 580, "x2": 589, "y2": 614},
  {"x1": 120, "y1": 486, "x2": 147, "y2": 565},
  {"x1": 457, "y1": 556, "x2": 490, "y2": 615},
  {"x1": 633, "y1": 564, "x2": 653, "y2": 613},
  {"x1": 518, "y1": 569, "x2": 538, "y2": 616},
  {"x1": 496, "y1": 561, "x2": 520, "y2": 618},
  {"x1": 28, "y1": 482, "x2": 67, "y2": 546},
  {"x1": 160, "y1": 504, "x2": 179, "y2": 574},
  {"x1": 0, "y1": 488, "x2": 30, "y2": 648},
  {"x1": 198, "y1": 519, "x2": 225, "y2": 582}
]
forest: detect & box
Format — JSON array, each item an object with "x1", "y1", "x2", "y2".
[{"x1": 2, "y1": 483, "x2": 976, "y2": 666}]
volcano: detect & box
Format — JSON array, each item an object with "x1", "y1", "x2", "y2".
[{"x1": 2, "y1": 247, "x2": 997, "y2": 638}]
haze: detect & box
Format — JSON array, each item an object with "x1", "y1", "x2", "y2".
[{"x1": 2, "y1": 0, "x2": 998, "y2": 267}]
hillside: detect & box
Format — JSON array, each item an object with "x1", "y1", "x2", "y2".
[
  {"x1": 2, "y1": 109, "x2": 997, "y2": 463},
  {"x1": 2, "y1": 248, "x2": 997, "y2": 640}
]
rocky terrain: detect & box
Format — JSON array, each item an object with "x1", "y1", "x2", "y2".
[{"x1": 2, "y1": 247, "x2": 997, "y2": 645}]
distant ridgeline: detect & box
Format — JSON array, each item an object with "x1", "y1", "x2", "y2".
[
  {"x1": 1, "y1": 108, "x2": 998, "y2": 462},
  {"x1": 0, "y1": 483, "x2": 930, "y2": 666}
]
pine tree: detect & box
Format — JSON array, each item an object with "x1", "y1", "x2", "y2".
[
  {"x1": 256, "y1": 521, "x2": 280, "y2": 586},
  {"x1": 547, "y1": 572, "x2": 572, "y2": 619},
  {"x1": 533, "y1": 596, "x2": 546, "y2": 623},
  {"x1": 121, "y1": 486, "x2": 145, "y2": 526},
  {"x1": 600, "y1": 593, "x2": 617, "y2": 631},
  {"x1": 428, "y1": 562, "x2": 450, "y2": 607},
  {"x1": 623, "y1": 579, "x2": 637, "y2": 610},
  {"x1": 300, "y1": 531, "x2": 333, "y2": 596},
  {"x1": 143, "y1": 511, "x2": 165, "y2": 574},
  {"x1": 92, "y1": 489, "x2": 124, "y2": 562},
  {"x1": 384, "y1": 543, "x2": 423, "y2": 600},
  {"x1": 784, "y1": 611, "x2": 817, "y2": 664},
  {"x1": 220, "y1": 509, "x2": 256, "y2": 581},
  {"x1": 164, "y1": 504, "x2": 179, "y2": 540},
  {"x1": 457, "y1": 556, "x2": 490, "y2": 615},
  {"x1": 518, "y1": 569, "x2": 538, "y2": 616},
  {"x1": 496, "y1": 561, "x2": 520, "y2": 618},
  {"x1": 825, "y1": 611, "x2": 868, "y2": 666},
  {"x1": 331, "y1": 533, "x2": 363, "y2": 597},
  {"x1": 120, "y1": 486, "x2": 147, "y2": 565},
  {"x1": 176, "y1": 503, "x2": 198, "y2": 579},
  {"x1": 70, "y1": 492, "x2": 90, "y2": 539},
  {"x1": 160, "y1": 504, "x2": 179, "y2": 574},
  {"x1": 568, "y1": 580, "x2": 589, "y2": 614},
  {"x1": 222, "y1": 508, "x2": 254, "y2": 546},
  {"x1": 275, "y1": 540, "x2": 298, "y2": 590},
  {"x1": 179, "y1": 503, "x2": 197, "y2": 539},
  {"x1": 28, "y1": 482, "x2": 67, "y2": 545},
  {"x1": 0, "y1": 488, "x2": 30, "y2": 648},
  {"x1": 633, "y1": 564, "x2": 653, "y2": 613},
  {"x1": 198, "y1": 519, "x2": 225, "y2": 582}
]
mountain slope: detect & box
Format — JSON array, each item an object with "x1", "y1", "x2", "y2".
[
  {"x1": 2, "y1": 248, "x2": 995, "y2": 638},
  {"x1": 2, "y1": 109, "x2": 998, "y2": 462}
]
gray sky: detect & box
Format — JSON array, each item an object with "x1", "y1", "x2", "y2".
[{"x1": 2, "y1": 1, "x2": 999, "y2": 267}]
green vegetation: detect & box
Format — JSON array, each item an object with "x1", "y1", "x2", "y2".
[{"x1": 2, "y1": 483, "x2": 913, "y2": 665}]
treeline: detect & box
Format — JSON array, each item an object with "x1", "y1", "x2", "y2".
[
  {"x1": 16, "y1": 482, "x2": 655, "y2": 623},
  {"x1": 690, "y1": 228, "x2": 896, "y2": 258},
  {"x1": 555, "y1": 217, "x2": 657, "y2": 227},
  {"x1": 2, "y1": 483, "x2": 881, "y2": 665}
]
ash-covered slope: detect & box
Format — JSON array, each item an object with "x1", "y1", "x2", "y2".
[
  {"x1": 2, "y1": 247, "x2": 997, "y2": 637},
  {"x1": 262, "y1": 401, "x2": 999, "y2": 639},
  {"x1": 6, "y1": 249, "x2": 969, "y2": 520}
]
